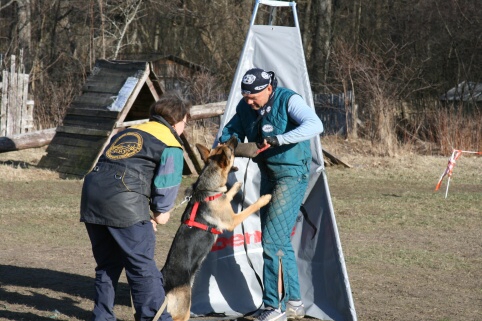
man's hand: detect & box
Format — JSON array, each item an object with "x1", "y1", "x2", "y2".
[
  {"x1": 265, "y1": 136, "x2": 279, "y2": 147},
  {"x1": 151, "y1": 212, "x2": 171, "y2": 231}
]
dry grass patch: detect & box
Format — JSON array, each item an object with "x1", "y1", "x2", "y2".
[
  {"x1": 0, "y1": 138, "x2": 480, "y2": 321},
  {"x1": 0, "y1": 147, "x2": 58, "y2": 181}
]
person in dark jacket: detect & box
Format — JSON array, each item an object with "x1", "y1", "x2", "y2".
[
  {"x1": 80, "y1": 91, "x2": 191, "y2": 321},
  {"x1": 219, "y1": 68, "x2": 323, "y2": 321}
]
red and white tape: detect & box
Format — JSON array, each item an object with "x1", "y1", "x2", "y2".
[{"x1": 435, "y1": 149, "x2": 482, "y2": 198}]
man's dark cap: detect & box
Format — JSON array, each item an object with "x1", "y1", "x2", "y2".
[{"x1": 241, "y1": 68, "x2": 274, "y2": 95}]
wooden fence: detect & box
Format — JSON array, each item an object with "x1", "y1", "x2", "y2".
[
  {"x1": 0, "y1": 54, "x2": 33, "y2": 136},
  {"x1": 313, "y1": 92, "x2": 353, "y2": 135}
]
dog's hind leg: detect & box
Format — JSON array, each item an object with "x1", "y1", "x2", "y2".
[
  {"x1": 166, "y1": 286, "x2": 192, "y2": 321},
  {"x1": 182, "y1": 304, "x2": 191, "y2": 321}
]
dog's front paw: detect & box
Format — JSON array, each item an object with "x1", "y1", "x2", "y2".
[
  {"x1": 258, "y1": 194, "x2": 272, "y2": 207},
  {"x1": 232, "y1": 181, "x2": 243, "y2": 191}
]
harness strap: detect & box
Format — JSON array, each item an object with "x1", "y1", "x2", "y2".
[
  {"x1": 184, "y1": 193, "x2": 223, "y2": 234},
  {"x1": 131, "y1": 290, "x2": 168, "y2": 321},
  {"x1": 239, "y1": 158, "x2": 264, "y2": 316}
]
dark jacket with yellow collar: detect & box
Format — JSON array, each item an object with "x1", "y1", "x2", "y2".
[{"x1": 80, "y1": 116, "x2": 184, "y2": 228}]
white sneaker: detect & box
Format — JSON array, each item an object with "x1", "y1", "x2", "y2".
[
  {"x1": 255, "y1": 307, "x2": 287, "y2": 321},
  {"x1": 286, "y1": 301, "x2": 305, "y2": 319}
]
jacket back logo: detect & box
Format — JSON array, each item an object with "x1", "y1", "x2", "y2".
[{"x1": 106, "y1": 132, "x2": 143, "y2": 159}]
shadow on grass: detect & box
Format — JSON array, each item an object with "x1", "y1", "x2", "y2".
[
  {"x1": 0, "y1": 160, "x2": 32, "y2": 168},
  {"x1": 0, "y1": 311, "x2": 63, "y2": 321},
  {"x1": 0, "y1": 265, "x2": 131, "y2": 321}
]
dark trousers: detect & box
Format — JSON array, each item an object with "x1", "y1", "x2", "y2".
[{"x1": 85, "y1": 222, "x2": 172, "y2": 321}]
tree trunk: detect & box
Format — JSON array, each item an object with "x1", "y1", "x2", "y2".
[
  {"x1": 309, "y1": 0, "x2": 333, "y2": 89},
  {"x1": 17, "y1": 0, "x2": 31, "y2": 53},
  {"x1": 352, "y1": 0, "x2": 362, "y2": 54}
]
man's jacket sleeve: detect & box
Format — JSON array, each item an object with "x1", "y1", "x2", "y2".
[
  {"x1": 220, "y1": 111, "x2": 245, "y2": 143},
  {"x1": 150, "y1": 147, "x2": 184, "y2": 213}
]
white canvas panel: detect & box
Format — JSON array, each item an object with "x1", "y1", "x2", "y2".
[{"x1": 190, "y1": 2, "x2": 356, "y2": 320}]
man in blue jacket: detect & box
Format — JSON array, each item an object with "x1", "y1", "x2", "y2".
[
  {"x1": 219, "y1": 68, "x2": 323, "y2": 321},
  {"x1": 81, "y1": 91, "x2": 191, "y2": 321}
]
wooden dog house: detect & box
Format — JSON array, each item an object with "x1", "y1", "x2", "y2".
[{"x1": 38, "y1": 59, "x2": 199, "y2": 178}]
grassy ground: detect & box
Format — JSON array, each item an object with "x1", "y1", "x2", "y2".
[
  {"x1": 0, "y1": 138, "x2": 480, "y2": 321},
  {"x1": 325, "y1": 143, "x2": 481, "y2": 321}
]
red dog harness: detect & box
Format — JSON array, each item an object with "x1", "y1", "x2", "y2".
[{"x1": 184, "y1": 193, "x2": 223, "y2": 234}]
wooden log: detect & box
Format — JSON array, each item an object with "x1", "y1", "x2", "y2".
[
  {"x1": 322, "y1": 149, "x2": 352, "y2": 168},
  {"x1": 190, "y1": 101, "x2": 226, "y2": 120},
  {"x1": 0, "y1": 100, "x2": 350, "y2": 171},
  {"x1": 0, "y1": 128, "x2": 56, "y2": 153}
]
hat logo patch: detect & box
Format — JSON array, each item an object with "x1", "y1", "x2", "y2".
[
  {"x1": 242, "y1": 74, "x2": 256, "y2": 85},
  {"x1": 254, "y1": 84, "x2": 268, "y2": 91},
  {"x1": 261, "y1": 71, "x2": 270, "y2": 79}
]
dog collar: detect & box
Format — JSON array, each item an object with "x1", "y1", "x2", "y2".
[{"x1": 184, "y1": 193, "x2": 223, "y2": 234}]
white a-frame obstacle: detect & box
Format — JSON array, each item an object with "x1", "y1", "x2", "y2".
[{"x1": 190, "y1": 1, "x2": 357, "y2": 320}]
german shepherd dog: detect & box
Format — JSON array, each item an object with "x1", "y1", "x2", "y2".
[{"x1": 161, "y1": 136, "x2": 272, "y2": 321}]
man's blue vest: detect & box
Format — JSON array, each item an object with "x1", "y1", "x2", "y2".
[{"x1": 232, "y1": 87, "x2": 311, "y2": 178}]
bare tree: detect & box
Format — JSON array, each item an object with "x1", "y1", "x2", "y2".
[
  {"x1": 98, "y1": 0, "x2": 145, "y2": 59},
  {"x1": 307, "y1": 0, "x2": 334, "y2": 90},
  {"x1": 17, "y1": 0, "x2": 30, "y2": 54},
  {"x1": 0, "y1": 0, "x2": 479, "y2": 136}
]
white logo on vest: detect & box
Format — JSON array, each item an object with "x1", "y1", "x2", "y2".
[{"x1": 262, "y1": 124, "x2": 274, "y2": 133}]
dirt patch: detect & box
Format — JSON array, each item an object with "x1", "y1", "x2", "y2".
[{"x1": 0, "y1": 142, "x2": 481, "y2": 321}]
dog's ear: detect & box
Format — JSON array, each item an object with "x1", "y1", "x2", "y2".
[
  {"x1": 219, "y1": 148, "x2": 231, "y2": 169},
  {"x1": 196, "y1": 144, "x2": 211, "y2": 164}
]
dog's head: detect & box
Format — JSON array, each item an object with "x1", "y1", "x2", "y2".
[
  {"x1": 196, "y1": 136, "x2": 238, "y2": 173},
  {"x1": 194, "y1": 136, "x2": 238, "y2": 195}
]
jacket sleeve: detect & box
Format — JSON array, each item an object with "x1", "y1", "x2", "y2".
[
  {"x1": 220, "y1": 101, "x2": 247, "y2": 143},
  {"x1": 150, "y1": 147, "x2": 184, "y2": 213},
  {"x1": 277, "y1": 94, "x2": 324, "y2": 145}
]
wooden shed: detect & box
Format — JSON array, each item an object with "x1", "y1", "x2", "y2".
[
  {"x1": 38, "y1": 59, "x2": 198, "y2": 179},
  {"x1": 119, "y1": 53, "x2": 208, "y2": 92},
  {"x1": 151, "y1": 55, "x2": 208, "y2": 91}
]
